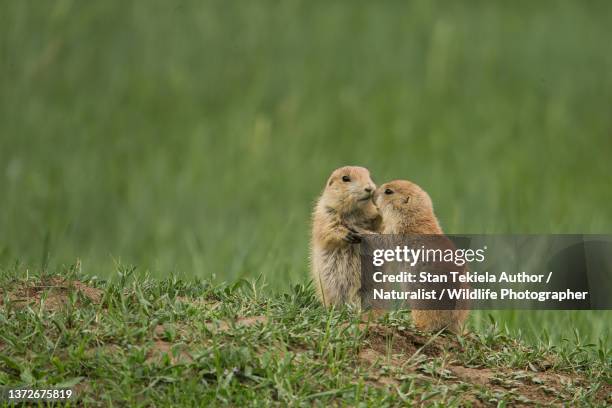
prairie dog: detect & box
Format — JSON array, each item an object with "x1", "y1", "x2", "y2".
[
  {"x1": 311, "y1": 166, "x2": 380, "y2": 308},
  {"x1": 374, "y1": 180, "x2": 469, "y2": 333}
]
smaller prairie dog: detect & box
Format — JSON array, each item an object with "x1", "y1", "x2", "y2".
[
  {"x1": 311, "y1": 166, "x2": 380, "y2": 308},
  {"x1": 374, "y1": 180, "x2": 469, "y2": 333}
]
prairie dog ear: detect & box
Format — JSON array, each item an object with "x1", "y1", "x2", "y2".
[
  {"x1": 328, "y1": 178, "x2": 334, "y2": 187},
  {"x1": 404, "y1": 196, "x2": 411, "y2": 204}
]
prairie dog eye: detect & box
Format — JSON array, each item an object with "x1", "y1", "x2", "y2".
[
  {"x1": 342, "y1": 175, "x2": 351, "y2": 182},
  {"x1": 384, "y1": 189, "x2": 393, "y2": 195}
]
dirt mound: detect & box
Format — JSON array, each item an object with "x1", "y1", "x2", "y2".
[
  {"x1": 0, "y1": 276, "x2": 103, "y2": 312},
  {"x1": 363, "y1": 324, "x2": 448, "y2": 358},
  {"x1": 357, "y1": 324, "x2": 611, "y2": 406}
]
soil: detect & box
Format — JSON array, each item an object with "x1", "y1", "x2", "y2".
[{"x1": 0, "y1": 276, "x2": 103, "y2": 311}]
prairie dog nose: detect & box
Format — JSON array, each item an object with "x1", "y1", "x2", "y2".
[{"x1": 364, "y1": 187, "x2": 373, "y2": 193}]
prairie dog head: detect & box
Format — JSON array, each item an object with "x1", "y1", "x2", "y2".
[
  {"x1": 374, "y1": 180, "x2": 435, "y2": 229},
  {"x1": 320, "y1": 166, "x2": 376, "y2": 214}
]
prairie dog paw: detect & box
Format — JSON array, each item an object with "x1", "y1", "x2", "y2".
[{"x1": 343, "y1": 228, "x2": 362, "y2": 244}]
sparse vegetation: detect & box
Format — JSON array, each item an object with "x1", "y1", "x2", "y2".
[{"x1": 0, "y1": 266, "x2": 609, "y2": 406}]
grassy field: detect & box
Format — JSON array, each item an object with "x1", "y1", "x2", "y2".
[
  {"x1": 1, "y1": 0, "x2": 611, "y2": 353},
  {"x1": 0, "y1": 271, "x2": 609, "y2": 406}
]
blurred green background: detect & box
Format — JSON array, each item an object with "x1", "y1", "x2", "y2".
[{"x1": 1, "y1": 0, "x2": 611, "y2": 344}]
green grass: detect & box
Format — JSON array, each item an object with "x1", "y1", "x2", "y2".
[
  {"x1": 0, "y1": 269, "x2": 609, "y2": 406},
  {"x1": 1, "y1": 1, "x2": 611, "y2": 348}
]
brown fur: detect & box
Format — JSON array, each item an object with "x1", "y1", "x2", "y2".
[
  {"x1": 311, "y1": 166, "x2": 380, "y2": 307},
  {"x1": 374, "y1": 180, "x2": 469, "y2": 333}
]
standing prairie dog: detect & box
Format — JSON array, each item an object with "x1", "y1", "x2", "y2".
[
  {"x1": 374, "y1": 180, "x2": 469, "y2": 333},
  {"x1": 311, "y1": 166, "x2": 380, "y2": 308}
]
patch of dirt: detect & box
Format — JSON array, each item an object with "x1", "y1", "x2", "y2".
[
  {"x1": 356, "y1": 324, "x2": 611, "y2": 406},
  {"x1": 358, "y1": 348, "x2": 402, "y2": 388},
  {"x1": 448, "y1": 365, "x2": 611, "y2": 406},
  {"x1": 73, "y1": 380, "x2": 91, "y2": 395},
  {"x1": 175, "y1": 296, "x2": 221, "y2": 309},
  {"x1": 357, "y1": 324, "x2": 450, "y2": 390},
  {"x1": 363, "y1": 324, "x2": 447, "y2": 358},
  {"x1": 153, "y1": 323, "x2": 192, "y2": 340},
  {"x1": 448, "y1": 365, "x2": 493, "y2": 386},
  {"x1": 146, "y1": 340, "x2": 193, "y2": 364},
  {"x1": 237, "y1": 315, "x2": 268, "y2": 325},
  {"x1": 0, "y1": 276, "x2": 103, "y2": 312},
  {"x1": 84, "y1": 344, "x2": 123, "y2": 359},
  {"x1": 358, "y1": 348, "x2": 383, "y2": 365}
]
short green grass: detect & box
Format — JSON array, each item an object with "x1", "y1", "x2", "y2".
[
  {"x1": 0, "y1": 267, "x2": 609, "y2": 406},
  {"x1": 1, "y1": 1, "x2": 611, "y2": 350}
]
